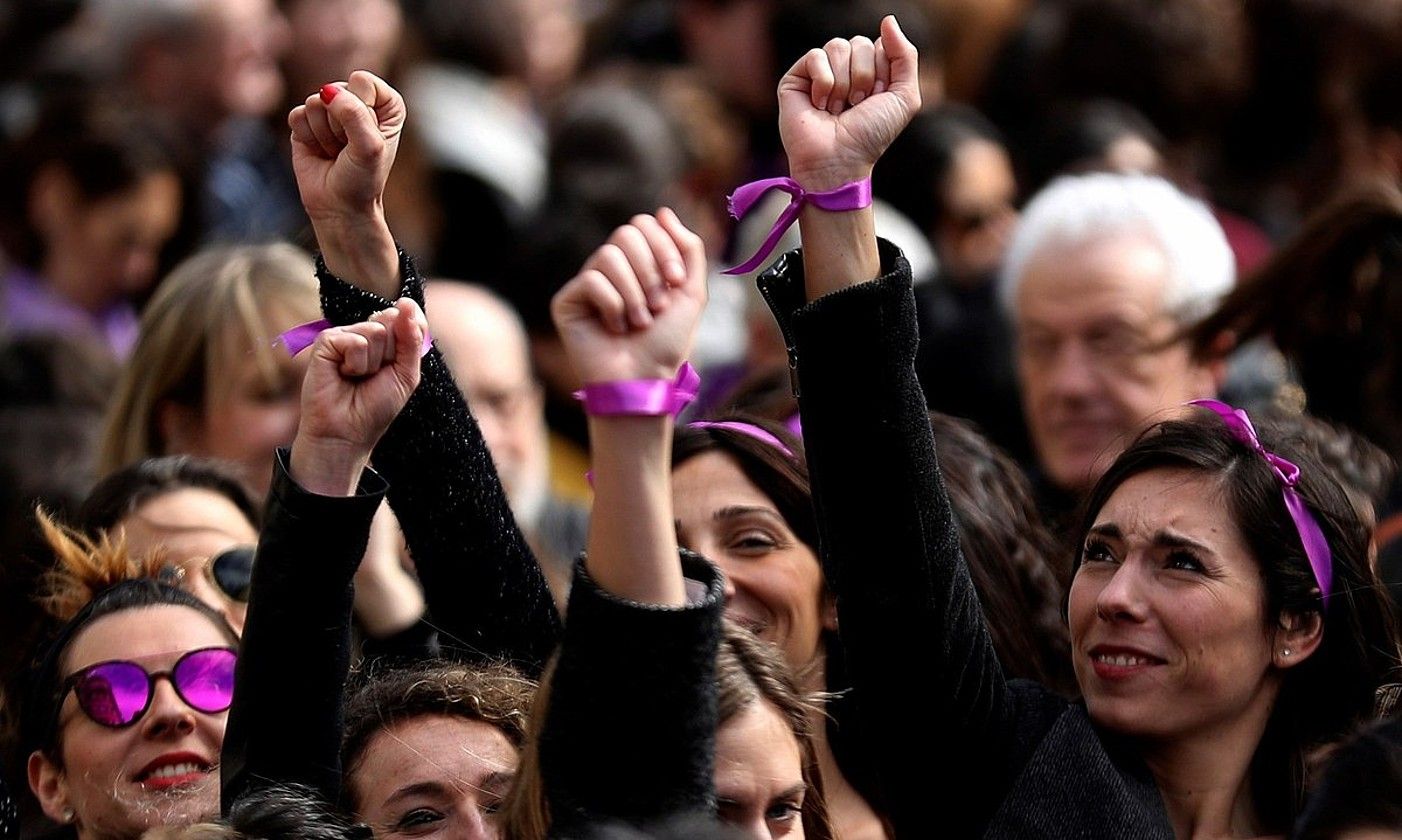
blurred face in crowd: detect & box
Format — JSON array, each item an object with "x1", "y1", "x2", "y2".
[
  {"x1": 1068, "y1": 469, "x2": 1292, "y2": 744},
  {"x1": 1014, "y1": 234, "x2": 1220, "y2": 493},
  {"x1": 427, "y1": 284, "x2": 548, "y2": 516},
  {"x1": 163, "y1": 317, "x2": 310, "y2": 498},
  {"x1": 349, "y1": 714, "x2": 517, "y2": 840},
  {"x1": 204, "y1": 0, "x2": 288, "y2": 119},
  {"x1": 672, "y1": 452, "x2": 834, "y2": 673},
  {"x1": 935, "y1": 138, "x2": 1018, "y2": 286},
  {"x1": 715, "y1": 702, "x2": 807, "y2": 840},
  {"x1": 119, "y1": 488, "x2": 259, "y2": 634},
  {"x1": 281, "y1": 0, "x2": 402, "y2": 94},
  {"x1": 34, "y1": 167, "x2": 182, "y2": 310},
  {"x1": 29, "y1": 606, "x2": 232, "y2": 838}
]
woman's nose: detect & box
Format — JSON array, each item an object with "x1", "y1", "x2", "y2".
[
  {"x1": 140, "y1": 679, "x2": 197, "y2": 739},
  {"x1": 1094, "y1": 561, "x2": 1149, "y2": 623}
]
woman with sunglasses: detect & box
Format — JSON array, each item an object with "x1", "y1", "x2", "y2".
[
  {"x1": 21, "y1": 532, "x2": 239, "y2": 840},
  {"x1": 749, "y1": 17, "x2": 1400, "y2": 837}
]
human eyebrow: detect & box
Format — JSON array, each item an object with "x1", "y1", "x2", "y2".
[
  {"x1": 477, "y1": 771, "x2": 515, "y2": 795},
  {"x1": 713, "y1": 506, "x2": 786, "y2": 525},
  {"x1": 1087, "y1": 523, "x2": 1123, "y2": 541},
  {"x1": 1152, "y1": 530, "x2": 1214, "y2": 555},
  {"x1": 774, "y1": 782, "x2": 808, "y2": 801},
  {"x1": 384, "y1": 781, "x2": 451, "y2": 808}
]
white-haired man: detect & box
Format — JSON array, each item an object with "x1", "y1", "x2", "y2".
[{"x1": 1000, "y1": 173, "x2": 1234, "y2": 496}]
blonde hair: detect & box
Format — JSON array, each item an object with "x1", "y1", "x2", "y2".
[
  {"x1": 33, "y1": 507, "x2": 166, "y2": 623},
  {"x1": 99, "y1": 243, "x2": 317, "y2": 475}
]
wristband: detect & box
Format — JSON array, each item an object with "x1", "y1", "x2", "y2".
[
  {"x1": 723, "y1": 176, "x2": 873, "y2": 275},
  {"x1": 574, "y1": 362, "x2": 700, "y2": 418}
]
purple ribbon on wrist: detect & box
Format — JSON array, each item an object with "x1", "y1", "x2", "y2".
[
  {"x1": 574, "y1": 362, "x2": 701, "y2": 418},
  {"x1": 722, "y1": 176, "x2": 873, "y2": 275},
  {"x1": 1190, "y1": 399, "x2": 1334, "y2": 602}
]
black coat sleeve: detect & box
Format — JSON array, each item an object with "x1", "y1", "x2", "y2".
[
  {"x1": 221, "y1": 450, "x2": 387, "y2": 812},
  {"x1": 317, "y1": 250, "x2": 563, "y2": 676},
  {"x1": 757, "y1": 243, "x2": 1022, "y2": 837},
  {"x1": 540, "y1": 554, "x2": 725, "y2": 837}
]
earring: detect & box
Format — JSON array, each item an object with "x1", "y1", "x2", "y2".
[
  {"x1": 1281, "y1": 648, "x2": 1292, "y2": 657},
  {"x1": 61, "y1": 808, "x2": 75, "y2": 823}
]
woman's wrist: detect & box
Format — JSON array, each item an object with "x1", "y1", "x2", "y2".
[
  {"x1": 311, "y1": 209, "x2": 400, "y2": 299},
  {"x1": 289, "y1": 434, "x2": 372, "y2": 497}
]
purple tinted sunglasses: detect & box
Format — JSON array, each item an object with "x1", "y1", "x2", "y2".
[{"x1": 62, "y1": 647, "x2": 237, "y2": 728}]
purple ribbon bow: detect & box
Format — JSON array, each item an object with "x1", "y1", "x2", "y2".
[
  {"x1": 1190, "y1": 399, "x2": 1333, "y2": 602},
  {"x1": 722, "y1": 176, "x2": 873, "y2": 275}
]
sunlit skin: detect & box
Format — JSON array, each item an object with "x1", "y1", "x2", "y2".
[
  {"x1": 28, "y1": 606, "x2": 231, "y2": 839},
  {"x1": 348, "y1": 714, "x2": 518, "y2": 840},
  {"x1": 672, "y1": 452, "x2": 835, "y2": 673},
  {"x1": 1068, "y1": 469, "x2": 1299, "y2": 741},
  {"x1": 1015, "y1": 235, "x2": 1218, "y2": 492},
  {"x1": 714, "y1": 702, "x2": 807, "y2": 840},
  {"x1": 119, "y1": 488, "x2": 260, "y2": 635}
]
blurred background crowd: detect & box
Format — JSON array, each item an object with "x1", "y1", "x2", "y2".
[{"x1": 0, "y1": 0, "x2": 1400, "y2": 829}]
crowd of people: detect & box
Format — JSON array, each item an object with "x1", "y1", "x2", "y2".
[{"x1": 1, "y1": 0, "x2": 1401, "y2": 838}]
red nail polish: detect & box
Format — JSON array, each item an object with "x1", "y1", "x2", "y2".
[{"x1": 319, "y1": 84, "x2": 339, "y2": 104}]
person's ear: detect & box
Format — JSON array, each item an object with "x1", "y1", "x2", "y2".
[
  {"x1": 1192, "y1": 329, "x2": 1235, "y2": 397},
  {"x1": 28, "y1": 163, "x2": 78, "y2": 240},
  {"x1": 821, "y1": 590, "x2": 839, "y2": 633},
  {"x1": 1272, "y1": 610, "x2": 1324, "y2": 670},
  {"x1": 157, "y1": 400, "x2": 205, "y2": 454},
  {"x1": 28, "y1": 749, "x2": 73, "y2": 826}
]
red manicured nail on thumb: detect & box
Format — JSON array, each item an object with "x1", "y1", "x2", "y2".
[{"x1": 319, "y1": 84, "x2": 339, "y2": 104}]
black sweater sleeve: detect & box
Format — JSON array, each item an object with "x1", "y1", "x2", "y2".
[
  {"x1": 540, "y1": 554, "x2": 725, "y2": 836},
  {"x1": 757, "y1": 243, "x2": 1021, "y2": 837},
  {"x1": 221, "y1": 450, "x2": 387, "y2": 812},
  {"x1": 317, "y1": 251, "x2": 563, "y2": 676}
]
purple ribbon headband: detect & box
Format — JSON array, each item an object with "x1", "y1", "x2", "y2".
[
  {"x1": 1190, "y1": 399, "x2": 1333, "y2": 602},
  {"x1": 688, "y1": 420, "x2": 795, "y2": 458},
  {"x1": 723, "y1": 176, "x2": 873, "y2": 275}
]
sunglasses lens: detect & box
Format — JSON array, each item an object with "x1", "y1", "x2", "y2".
[
  {"x1": 76, "y1": 662, "x2": 150, "y2": 727},
  {"x1": 210, "y1": 547, "x2": 255, "y2": 602},
  {"x1": 173, "y1": 649, "x2": 237, "y2": 713}
]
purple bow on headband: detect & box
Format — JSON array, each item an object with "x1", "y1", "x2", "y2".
[
  {"x1": 688, "y1": 420, "x2": 795, "y2": 458},
  {"x1": 1190, "y1": 399, "x2": 1333, "y2": 602}
]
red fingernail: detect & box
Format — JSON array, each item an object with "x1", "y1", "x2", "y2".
[{"x1": 320, "y1": 84, "x2": 339, "y2": 104}]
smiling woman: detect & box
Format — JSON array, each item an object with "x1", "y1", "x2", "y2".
[{"x1": 21, "y1": 571, "x2": 239, "y2": 839}]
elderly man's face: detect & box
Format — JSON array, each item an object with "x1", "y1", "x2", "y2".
[{"x1": 1014, "y1": 235, "x2": 1220, "y2": 493}]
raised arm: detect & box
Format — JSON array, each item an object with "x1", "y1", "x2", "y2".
[
  {"x1": 764, "y1": 17, "x2": 1023, "y2": 836},
  {"x1": 288, "y1": 73, "x2": 561, "y2": 673},
  {"x1": 223, "y1": 300, "x2": 426, "y2": 811},
  {"x1": 534, "y1": 212, "x2": 727, "y2": 832}
]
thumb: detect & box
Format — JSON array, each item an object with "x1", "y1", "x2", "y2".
[
  {"x1": 880, "y1": 16, "x2": 921, "y2": 111},
  {"x1": 389, "y1": 298, "x2": 426, "y2": 389}
]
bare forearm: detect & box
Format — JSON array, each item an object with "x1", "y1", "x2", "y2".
[
  {"x1": 792, "y1": 165, "x2": 880, "y2": 300},
  {"x1": 311, "y1": 210, "x2": 400, "y2": 299},
  {"x1": 584, "y1": 417, "x2": 686, "y2": 607}
]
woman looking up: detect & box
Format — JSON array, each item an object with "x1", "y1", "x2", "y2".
[{"x1": 755, "y1": 15, "x2": 1400, "y2": 837}]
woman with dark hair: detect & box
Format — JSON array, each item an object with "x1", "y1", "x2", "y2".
[
  {"x1": 746, "y1": 17, "x2": 1400, "y2": 837},
  {"x1": 20, "y1": 525, "x2": 239, "y2": 839},
  {"x1": 1292, "y1": 715, "x2": 1402, "y2": 839},
  {"x1": 74, "y1": 456, "x2": 261, "y2": 633},
  {"x1": 0, "y1": 94, "x2": 182, "y2": 358}
]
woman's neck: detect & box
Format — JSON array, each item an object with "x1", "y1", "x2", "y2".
[
  {"x1": 1139, "y1": 700, "x2": 1277, "y2": 840},
  {"x1": 803, "y1": 658, "x2": 890, "y2": 840}
]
